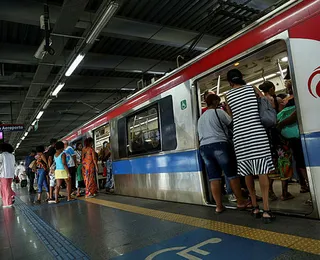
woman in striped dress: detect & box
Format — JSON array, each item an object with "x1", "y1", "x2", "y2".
[{"x1": 225, "y1": 69, "x2": 275, "y2": 223}]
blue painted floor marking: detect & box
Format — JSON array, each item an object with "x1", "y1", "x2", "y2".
[
  {"x1": 112, "y1": 228, "x2": 289, "y2": 260},
  {"x1": 14, "y1": 197, "x2": 89, "y2": 260}
]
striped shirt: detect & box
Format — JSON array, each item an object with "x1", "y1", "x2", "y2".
[{"x1": 226, "y1": 86, "x2": 272, "y2": 161}]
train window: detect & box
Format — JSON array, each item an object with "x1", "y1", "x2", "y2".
[
  {"x1": 127, "y1": 105, "x2": 161, "y2": 155},
  {"x1": 159, "y1": 95, "x2": 177, "y2": 151}
]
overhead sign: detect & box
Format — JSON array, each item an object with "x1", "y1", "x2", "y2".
[{"x1": 0, "y1": 124, "x2": 24, "y2": 132}]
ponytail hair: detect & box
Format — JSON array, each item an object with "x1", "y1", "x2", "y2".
[{"x1": 227, "y1": 69, "x2": 246, "y2": 85}]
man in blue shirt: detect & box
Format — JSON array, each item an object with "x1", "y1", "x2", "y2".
[
  {"x1": 63, "y1": 141, "x2": 77, "y2": 193},
  {"x1": 25, "y1": 150, "x2": 36, "y2": 194}
]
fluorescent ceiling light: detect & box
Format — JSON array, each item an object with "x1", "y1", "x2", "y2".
[
  {"x1": 281, "y1": 56, "x2": 288, "y2": 62},
  {"x1": 24, "y1": 132, "x2": 29, "y2": 137},
  {"x1": 147, "y1": 71, "x2": 165, "y2": 75},
  {"x1": 31, "y1": 120, "x2": 37, "y2": 126},
  {"x1": 52, "y1": 83, "x2": 65, "y2": 96},
  {"x1": 43, "y1": 99, "x2": 52, "y2": 109},
  {"x1": 86, "y1": 2, "x2": 119, "y2": 44},
  {"x1": 247, "y1": 73, "x2": 277, "y2": 85},
  {"x1": 121, "y1": 87, "x2": 136, "y2": 91},
  {"x1": 21, "y1": 136, "x2": 25, "y2": 141},
  {"x1": 36, "y1": 111, "x2": 44, "y2": 120},
  {"x1": 65, "y1": 54, "x2": 85, "y2": 77}
]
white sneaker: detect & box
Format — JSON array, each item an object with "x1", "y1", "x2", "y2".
[
  {"x1": 2, "y1": 204, "x2": 13, "y2": 208},
  {"x1": 228, "y1": 194, "x2": 237, "y2": 202}
]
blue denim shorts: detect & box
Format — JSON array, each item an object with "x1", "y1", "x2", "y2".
[{"x1": 200, "y1": 142, "x2": 238, "y2": 181}]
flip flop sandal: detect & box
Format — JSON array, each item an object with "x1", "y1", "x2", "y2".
[
  {"x1": 215, "y1": 207, "x2": 226, "y2": 214},
  {"x1": 237, "y1": 201, "x2": 252, "y2": 211}
]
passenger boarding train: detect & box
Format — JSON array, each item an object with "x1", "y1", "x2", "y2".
[{"x1": 63, "y1": 0, "x2": 320, "y2": 218}]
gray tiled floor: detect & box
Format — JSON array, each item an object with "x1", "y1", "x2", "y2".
[
  {"x1": 0, "y1": 206, "x2": 52, "y2": 260},
  {"x1": 1, "y1": 187, "x2": 320, "y2": 259}
]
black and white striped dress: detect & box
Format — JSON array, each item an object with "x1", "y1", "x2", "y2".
[{"x1": 226, "y1": 86, "x2": 274, "y2": 176}]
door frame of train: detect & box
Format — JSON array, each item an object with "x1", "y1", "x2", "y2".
[
  {"x1": 191, "y1": 30, "x2": 318, "y2": 217},
  {"x1": 190, "y1": 82, "x2": 214, "y2": 205}
]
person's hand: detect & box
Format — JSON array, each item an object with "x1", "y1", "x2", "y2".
[{"x1": 277, "y1": 122, "x2": 284, "y2": 130}]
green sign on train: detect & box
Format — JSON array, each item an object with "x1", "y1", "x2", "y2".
[{"x1": 180, "y1": 100, "x2": 187, "y2": 110}]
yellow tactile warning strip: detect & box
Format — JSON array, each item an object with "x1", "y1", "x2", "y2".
[{"x1": 77, "y1": 196, "x2": 320, "y2": 255}]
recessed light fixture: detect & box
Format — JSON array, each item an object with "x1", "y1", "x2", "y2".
[
  {"x1": 281, "y1": 56, "x2": 288, "y2": 62},
  {"x1": 234, "y1": 62, "x2": 240, "y2": 66},
  {"x1": 52, "y1": 83, "x2": 65, "y2": 96},
  {"x1": 65, "y1": 54, "x2": 85, "y2": 77},
  {"x1": 36, "y1": 111, "x2": 44, "y2": 120}
]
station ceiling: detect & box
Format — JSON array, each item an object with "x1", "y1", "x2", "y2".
[{"x1": 0, "y1": 0, "x2": 288, "y2": 159}]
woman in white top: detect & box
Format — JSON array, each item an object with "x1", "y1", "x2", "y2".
[{"x1": 0, "y1": 143, "x2": 16, "y2": 207}]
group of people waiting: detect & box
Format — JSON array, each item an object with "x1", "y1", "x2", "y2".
[
  {"x1": 23, "y1": 137, "x2": 113, "y2": 204},
  {"x1": 198, "y1": 68, "x2": 309, "y2": 223}
]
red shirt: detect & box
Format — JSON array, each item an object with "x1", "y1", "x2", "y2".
[{"x1": 201, "y1": 107, "x2": 208, "y2": 114}]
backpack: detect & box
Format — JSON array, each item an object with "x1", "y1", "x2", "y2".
[{"x1": 257, "y1": 96, "x2": 277, "y2": 129}]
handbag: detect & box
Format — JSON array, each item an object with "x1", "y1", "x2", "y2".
[
  {"x1": 257, "y1": 96, "x2": 277, "y2": 129},
  {"x1": 215, "y1": 109, "x2": 233, "y2": 144},
  {"x1": 277, "y1": 106, "x2": 299, "y2": 139},
  {"x1": 29, "y1": 160, "x2": 37, "y2": 172}
]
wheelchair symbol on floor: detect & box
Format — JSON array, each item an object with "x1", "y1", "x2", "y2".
[{"x1": 145, "y1": 238, "x2": 222, "y2": 260}]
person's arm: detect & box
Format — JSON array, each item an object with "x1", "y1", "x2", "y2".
[
  {"x1": 277, "y1": 97, "x2": 285, "y2": 112},
  {"x1": 81, "y1": 149, "x2": 84, "y2": 162},
  {"x1": 48, "y1": 156, "x2": 53, "y2": 168},
  {"x1": 218, "y1": 109, "x2": 232, "y2": 127},
  {"x1": 72, "y1": 154, "x2": 77, "y2": 167},
  {"x1": 278, "y1": 110, "x2": 297, "y2": 129},
  {"x1": 61, "y1": 153, "x2": 70, "y2": 178},
  {"x1": 253, "y1": 86, "x2": 263, "y2": 97},
  {"x1": 41, "y1": 154, "x2": 48, "y2": 165},
  {"x1": 92, "y1": 149, "x2": 99, "y2": 173}
]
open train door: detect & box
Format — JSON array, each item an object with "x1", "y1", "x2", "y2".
[{"x1": 288, "y1": 13, "x2": 320, "y2": 218}]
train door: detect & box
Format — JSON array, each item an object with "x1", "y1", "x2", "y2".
[
  {"x1": 194, "y1": 39, "x2": 314, "y2": 216},
  {"x1": 93, "y1": 124, "x2": 111, "y2": 189},
  {"x1": 287, "y1": 13, "x2": 320, "y2": 218}
]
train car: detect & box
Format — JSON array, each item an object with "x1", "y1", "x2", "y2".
[{"x1": 63, "y1": 0, "x2": 320, "y2": 218}]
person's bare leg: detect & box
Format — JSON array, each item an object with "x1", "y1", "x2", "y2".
[
  {"x1": 298, "y1": 168, "x2": 309, "y2": 191},
  {"x1": 66, "y1": 179, "x2": 72, "y2": 200},
  {"x1": 245, "y1": 175, "x2": 259, "y2": 214},
  {"x1": 229, "y1": 178, "x2": 245, "y2": 206},
  {"x1": 269, "y1": 178, "x2": 274, "y2": 192},
  {"x1": 210, "y1": 180, "x2": 223, "y2": 212},
  {"x1": 281, "y1": 180, "x2": 288, "y2": 197},
  {"x1": 49, "y1": 187, "x2": 54, "y2": 199},
  {"x1": 55, "y1": 180, "x2": 61, "y2": 203},
  {"x1": 258, "y1": 175, "x2": 271, "y2": 217}
]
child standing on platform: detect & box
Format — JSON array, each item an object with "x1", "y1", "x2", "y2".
[{"x1": 53, "y1": 141, "x2": 75, "y2": 203}]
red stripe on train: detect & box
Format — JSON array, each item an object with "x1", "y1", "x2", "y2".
[{"x1": 65, "y1": 0, "x2": 320, "y2": 140}]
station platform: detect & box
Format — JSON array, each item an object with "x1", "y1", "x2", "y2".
[{"x1": 1, "y1": 186, "x2": 320, "y2": 260}]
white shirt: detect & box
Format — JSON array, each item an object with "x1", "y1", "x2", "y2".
[
  {"x1": 0, "y1": 152, "x2": 16, "y2": 178},
  {"x1": 15, "y1": 164, "x2": 25, "y2": 177}
]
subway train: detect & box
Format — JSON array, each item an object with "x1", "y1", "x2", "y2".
[{"x1": 63, "y1": 0, "x2": 320, "y2": 218}]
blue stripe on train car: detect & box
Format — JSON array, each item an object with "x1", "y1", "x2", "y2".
[
  {"x1": 113, "y1": 150, "x2": 201, "y2": 174},
  {"x1": 302, "y1": 131, "x2": 320, "y2": 167}
]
